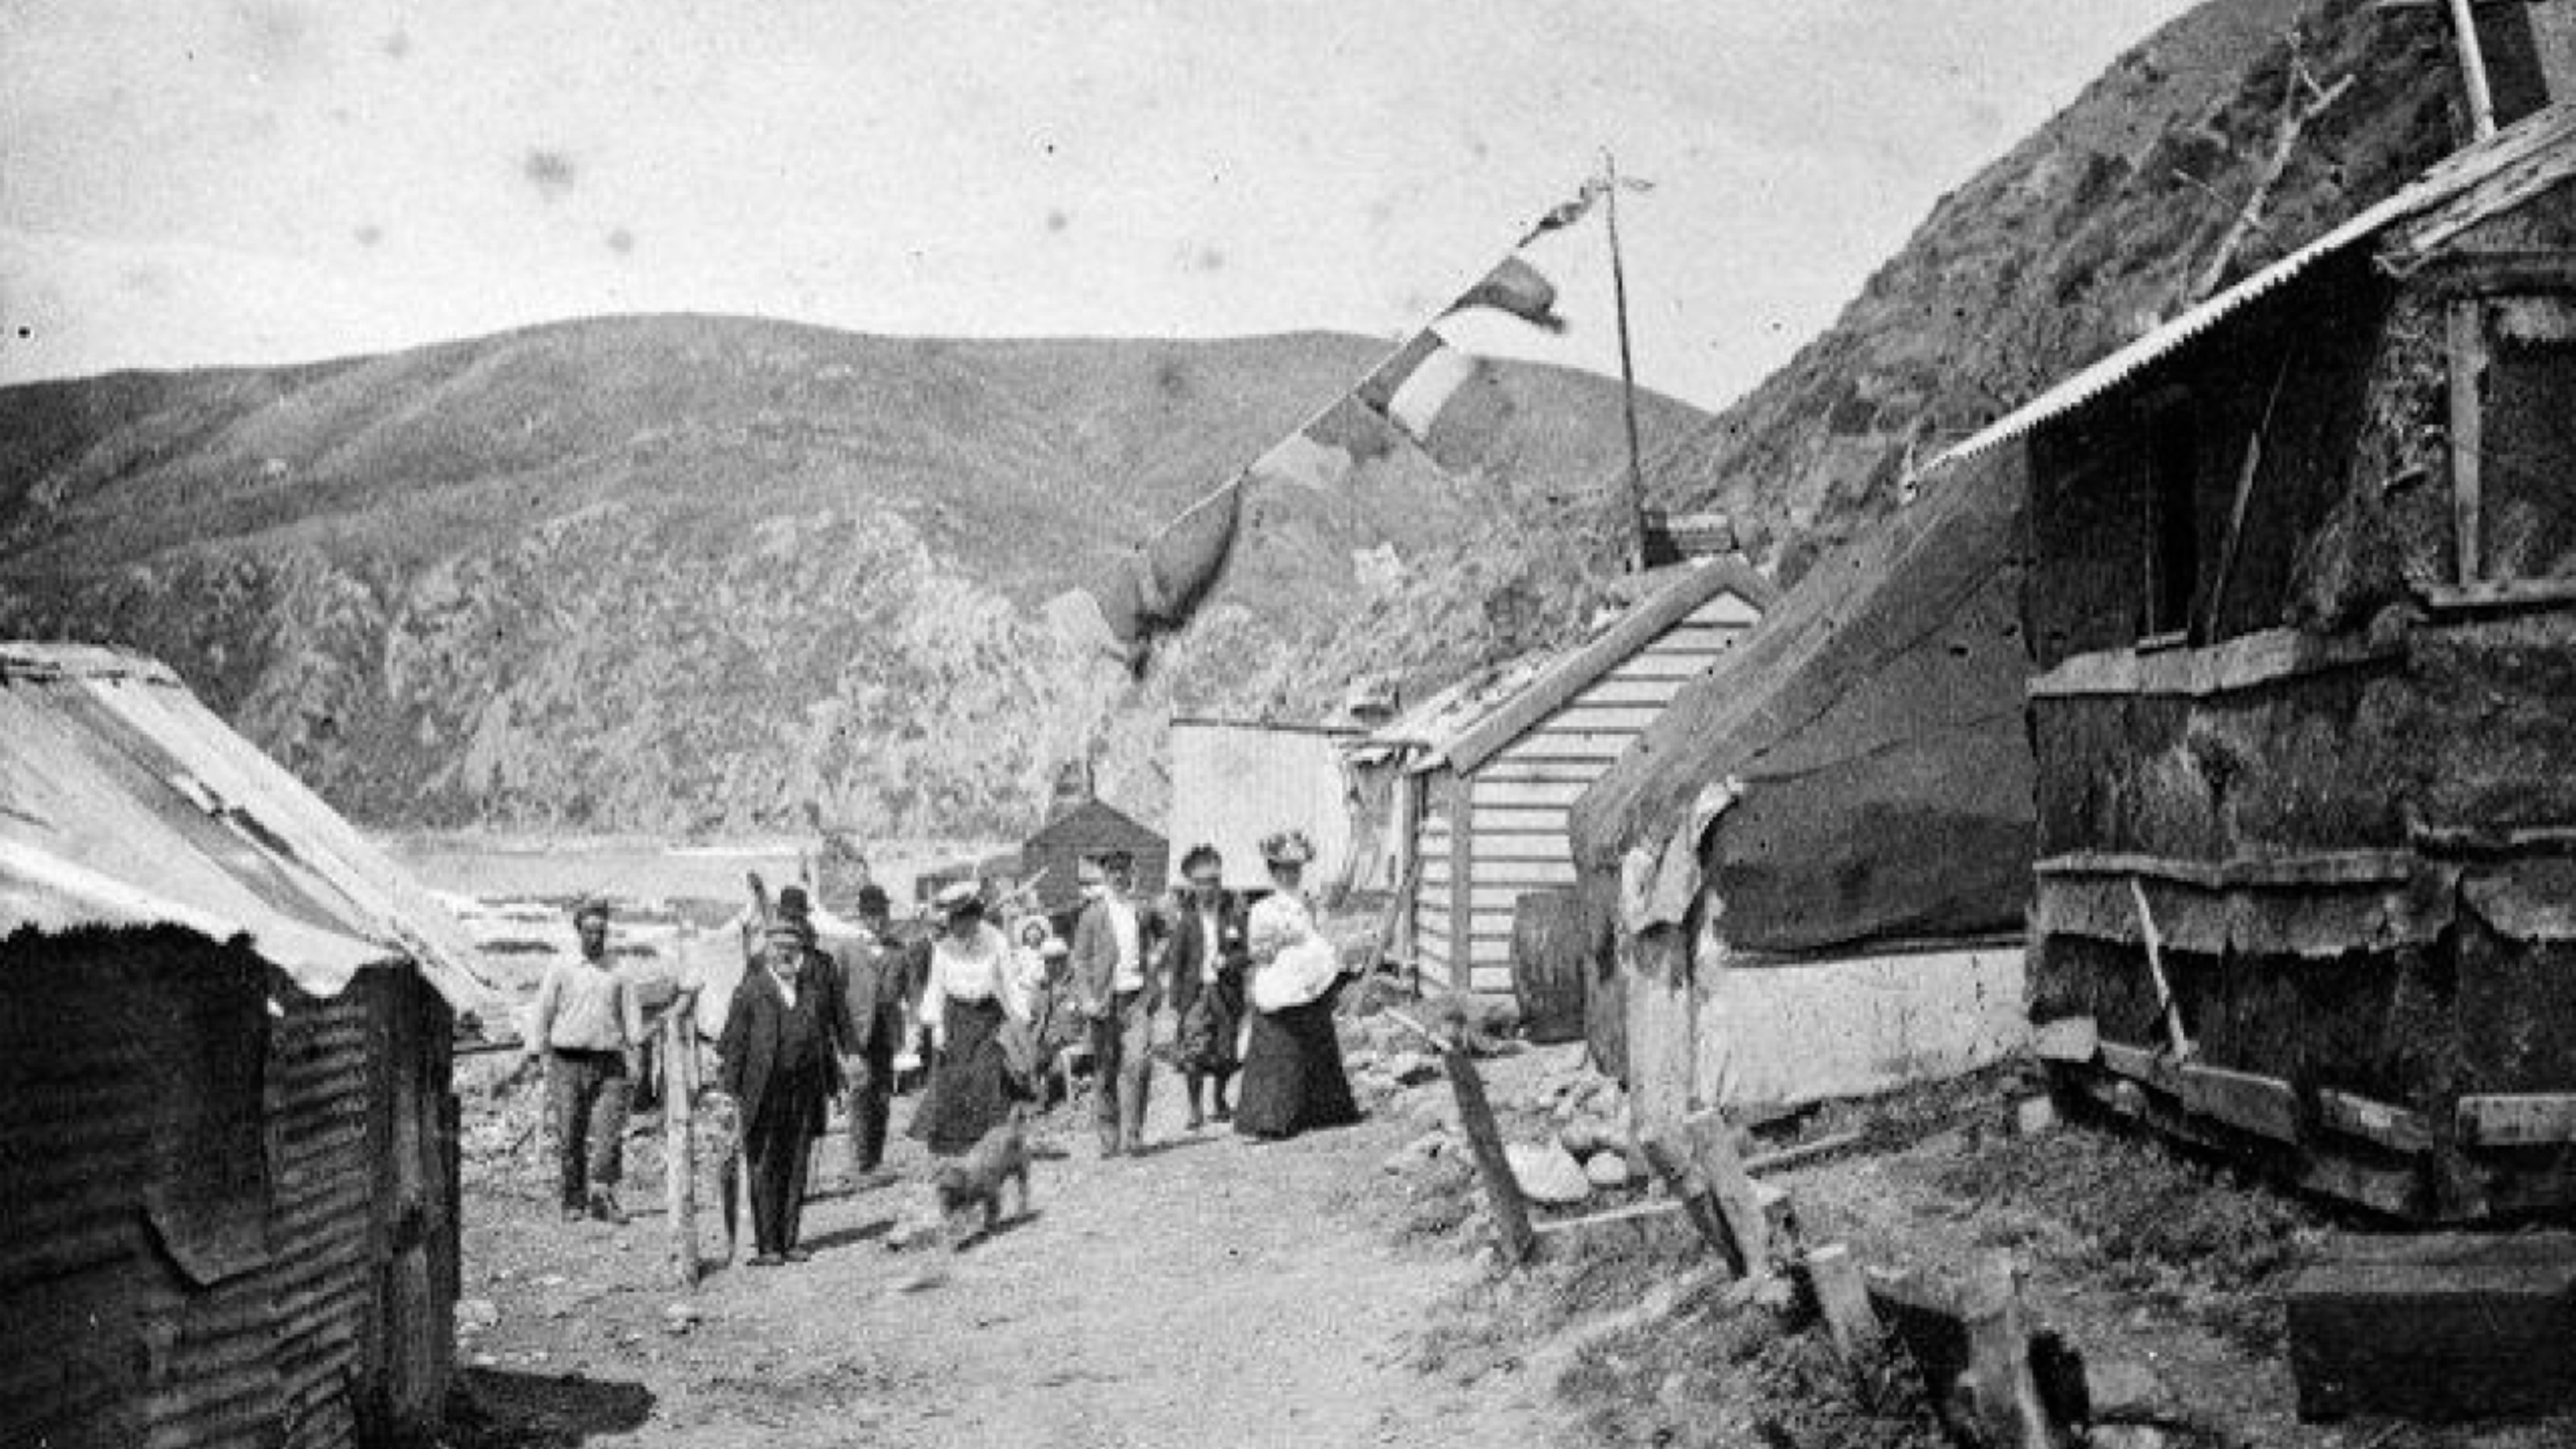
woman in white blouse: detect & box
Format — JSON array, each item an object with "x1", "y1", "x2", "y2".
[
  {"x1": 910, "y1": 881, "x2": 1025, "y2": 1156},
  {"x1": 1233, "y1": 830, "x2": 1362, "y2": 1140}
]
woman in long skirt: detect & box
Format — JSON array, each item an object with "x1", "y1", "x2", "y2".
[
  {"x1": 910, "y1": 881, "x2": 1027, "y2": 1156},
  {"x1": 1234, "y1": 831, "x2": 1360, "y2": 1141}
]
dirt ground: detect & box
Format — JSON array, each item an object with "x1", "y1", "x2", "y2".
[{"x1": 449, "y1": 1057, "x2": 1562, "y2": 1449}]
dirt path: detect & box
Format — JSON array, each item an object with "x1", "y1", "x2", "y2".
[{"x1": 458, "y1": 1076, "x2": 1558, "y2": 1448}]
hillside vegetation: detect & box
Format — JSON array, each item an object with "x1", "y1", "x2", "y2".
[{"x1": 0, "y1": 0, "x2": 2466, "y2": 836}]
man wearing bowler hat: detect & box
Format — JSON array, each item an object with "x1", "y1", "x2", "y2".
[{"x1": 718, "y1": 915, "x2": 844, "y2": 1265}]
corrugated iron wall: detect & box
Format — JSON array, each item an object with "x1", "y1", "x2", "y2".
[{"x1": 0, "y1": 931, "x2": 455, "y2": 1449}]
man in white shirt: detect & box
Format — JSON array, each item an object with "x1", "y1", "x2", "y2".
[{"x1": 1071, "y1": 851, "x2": 1160, "y2": 1158}]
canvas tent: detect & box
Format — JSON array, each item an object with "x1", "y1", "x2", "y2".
[
  {"x1": 1567, "y1": 450, "x2": 2036, "y2": 1120},
  {"x1": 1354, "y1": 555, "x2": 1774, "y2": 998},
  {"x1": 0, "y1": 642, "x2": 502, "y2": 1448}
]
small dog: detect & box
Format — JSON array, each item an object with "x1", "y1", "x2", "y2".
[{"x1": 930, "y1": 1104, "x2": 1032, "y2": 1248}]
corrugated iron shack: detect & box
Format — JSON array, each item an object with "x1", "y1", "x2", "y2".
[
  {"x1": 1166, "y1": 717, "x2": 1361, "y2": 894},
  {"x1": 1942, "y1": 101, "x2": 2576, "y2": 1221},
  {"x1": 0, "y1": 642, "x2": 500, "y2": 1447},
  {"x1": 1350, "y1": 555, "x2": 1774, "y2": 998}
]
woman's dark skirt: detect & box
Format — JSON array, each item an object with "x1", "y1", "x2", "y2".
[
  {"x1": 910, "y1": 995, "x2": 1022, "y2": 1157},
  {"x1": 1232, "y1": 982, "x2": 1360, "y2": 1140}
]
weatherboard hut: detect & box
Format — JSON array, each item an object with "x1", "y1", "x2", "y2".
[
  {"x1": 1022, "y1": 796, "x2": 1169, "y2": 923},
  {"x1": 1936, "y1": 101, "x2": 2576, "y2": 1222},
  {"x1": 1167, "y1": 716, "x2": 1363, "y2": 894},
  {"x1": 0, "y1": 642, "x2": 499, "y2": 1447},
  {"x1": 1351, "y1": 555, "x2": 1774, "y2": 1004}
]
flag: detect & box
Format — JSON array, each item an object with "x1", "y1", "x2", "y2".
[
  {"x1": 1517, "y1": 171, "x2": 1654, "y2": 245},
  {"x1": 1356, "y1": 332, "x2": 1482, "y2": 445},
  {"x1": 1443, "y1": 255, "x2": 1564, "y2": 332},
  {"x1": 1519, "y1": 178, "x2": 1607, "y2": 244}
]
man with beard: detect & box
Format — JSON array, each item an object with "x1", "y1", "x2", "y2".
[{"x1": 718, "y1": 918, "x2": 844, "y2": 1265}]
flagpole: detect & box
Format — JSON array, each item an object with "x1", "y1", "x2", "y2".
[{"x1": 1603, "y1": 149, "x2": 1650, "y2": 573}]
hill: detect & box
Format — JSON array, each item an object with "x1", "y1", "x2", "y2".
[
  {"x1": 1644, "y1": 0, "x2": 2455, "y2": 580},
  {"x1": 0, "y1": 320, "x2": 1686, "y2": 835}
]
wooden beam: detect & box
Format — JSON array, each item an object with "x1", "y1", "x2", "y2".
[
  {"x1": 2177, "y1": 1062, "x2": 2301, "y2": 1144},
  {"x1": 2032, "y1": 1016, "x2": 2099, "y2": 1064},
  {"x1": 2458, "y1": 1092, "x2": 2576, "y2": 1148},
  {"x1": 1449, "y1": 782, "x2": 1475, "y2": 997},
  {"x1": 1441, "y1": 1043, "x2": 1538, "y2": 1265},
  {"x1": 2447, "y1": 0, "x2": 2501, "y2": 139},
  {"x1": 2316, "y1": 1088, "x2": 2434, "y2": 1155},
  {"x1": 2417, "y1": 249, "x2": 2576, "y2": 298},
  {"x1": 2128, "y1": 878, "x2": 2194, "y2": 1061},
  {"x1": 1530, "y1": 1200, "x2": 1697, "y2": 1257},
  {"x1": 2450, "y1": 299, "x2": 2487, "y2": 584},
  {"x1": 2289, "y1": 1232, "x2": 2576, "y2": 1421},
  {"x1": 1868, "y1": 1259, "x2": 2074, "y2": 1448}
]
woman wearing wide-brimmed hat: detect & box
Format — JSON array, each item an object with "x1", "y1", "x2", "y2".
[
  {"x1": 909, "y1": 881, "x2": 1027, "y2": 1155},
  {"x1": 1233, "y1": 829, "x2": 1361, "y2": 1140}
]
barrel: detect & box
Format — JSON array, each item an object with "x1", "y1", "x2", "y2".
[{"x1": 1511, "y1": 890, "x2": 1588, "y2": 1044}]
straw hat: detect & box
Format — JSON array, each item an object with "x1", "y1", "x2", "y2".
[{"x1": 934, "y1": 880, "x2": 983, "y2": 915}]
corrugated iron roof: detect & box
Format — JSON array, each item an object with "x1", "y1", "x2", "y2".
[
  {"x1": 0, "y1": 642, "x2": 501, "y2": 1016},
  {"x1": 1353, "y1": 554, "x2": 1777, "y2": 775},
  {"x1": 1930, "y1": 102, "x2": 2576, "y2": 472}
]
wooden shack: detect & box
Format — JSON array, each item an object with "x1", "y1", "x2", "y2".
[
  {"x1": 1167, "y1": 717, "x2": 1362, "y2": 894},
  {"x1": 1353, "y1": 556, "x2": 1774, "y2": 997},
  {"x1": 1938, "y1": 101, "x2": 2576, "y2": 1221},
  {"x1": 1021, "y1": 796, "x2": 1169, "y2": 922},
  {"x1": 0, "y1": 642, "x2": 499, "y2": 1447}
]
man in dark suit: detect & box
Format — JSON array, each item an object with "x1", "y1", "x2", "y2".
[
  {"x1": 718, "y1": 918, "x2": 844, "y2": 1266},
  {"x1": 1164, "y1": 844, "x2": 1249, "y2": 1129},
  {"x1": 836, "y1": 885, "x2": 910, "y2": 1182}
]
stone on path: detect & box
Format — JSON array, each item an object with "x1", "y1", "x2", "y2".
[
  {"x1": 1505, "y1": 1141, "x2": 1592, "y2": 1206},
  {"x1": 1583, "y1": 1152, "x2": 1630, "y2": 1190}
]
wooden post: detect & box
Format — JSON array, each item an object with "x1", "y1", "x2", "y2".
[
  {"x1": 2125, "y1": 878, "x2": 2194, "y2": 1060},
  {"x1": 2447, "y1": 0, "x2": 2500, "y2": 139},
  {"x1": 2449, "y1": 299, "x2": 2487, "y2": 585},
  {"x1": 1805, "y1": 1242, "x2": 1885, "y2": 1365},
  {"x1": 1641, "y1": 1110, "x2": 1783, "y2": 1277},
  {"x1": 1442, "y1": 1042, "x2": 1539, "y2": 1265},
  {"x1": 1603, "y1": 149, "x2": 1651, "y2": 572},
  {"x1": 665, "y1": 993, "x2": 700, "y2": 1290},
  {"x1": 1963, "y1": 1256, "x2": 2066, "y2": 1449}
]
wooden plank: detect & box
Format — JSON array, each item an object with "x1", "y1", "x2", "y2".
[
  {"x1": 1542, "y1": 704, "x2": 1667, "y2": 734},
  {"x1": 1472, "y1": 832, "x2": 1575, "y2": 863},
  {"x1": 1470, "y1": 778, "x2": 1591, "y2": 808},
  {"x1": 1530, "y1": 1201, "x2": 1697, "y2": 1257},
  {"x1": 1477, "y1": 758, "x2": 1612, "y2": 784},
  {"x1": 1450, "y1": 786, "x2": 1473, "y2": 992},
  {"x1": 1501, "y1": 737, "x2": 1636, "y2": 763},
  {"x1": 2450, "y1": 299, "x2": 2486, "y2": 585},
  {"x1": 2096, "y1": 1039, "x2": 2169, "y2": 1090},
  {"x1": 2035, "y1": 848, "x2": 2416, "y2": 889},
  {"x1": 1637, "y1": 1133, "x2": 1734, "y2": 1265},
  {"x1": 2178, "y1": 1062, "x2": 2300, "y2": 1144},
  {"x1": 2458, "y1": 1093, "x2": 2576, "y2": 1148},
  {"x1": 1443, "y1": 1045, "x2": 1538, "y2": 1264},
  {"x1": 1573, "y1": 676, "x2": 1692, "y2": 708},
  {"x1": 2032, "y1": 1015, "x2": 2099, "y2": 1063},
  {"x1": 1602, "y1": 655, "x2": 1720, "y2": 683},
  {"x1": 2317, "y1": 1088, "x2": 2434, "y2": 1155},
  {"x1": 2289, "y1": 1233, "x2": 2576, "y2": 1421},
  {"x1": 1683, "y1": 596, "x2": 1761, "y2": 629},
  {"x1": 1463, "y1": 807, "x2": 1565, "y2": 836},
  {"x1": 1471, "y1": 858, "x2": 1579, "y2": 887},
  {"x1": 1867, "y1": 1260, "x2": 2069, "y2": 1449}
]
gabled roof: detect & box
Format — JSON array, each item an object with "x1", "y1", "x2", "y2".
[
  {"x1": 1360, "y1": 553, "x2": 1778, "y2": 777},
  {"x1": 1931, "y1": 102, "x2": 2576, "y2": 471},
  {"x1": 1025, "y1": 795, "x2": 1165, "y2": 849},
  {"x1": 0, "y1": 642, "x2": 501, "y2": 1017}
]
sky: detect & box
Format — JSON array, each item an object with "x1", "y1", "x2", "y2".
[{"x1": 0, "y1": 0, "x2": 2198, "y2": 412}]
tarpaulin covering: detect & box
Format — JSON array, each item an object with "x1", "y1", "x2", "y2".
[
  {"x1": 0, "y1": 642, "x2": 500, "y2": 1016},
  {"x1": 1569, "y1": 448, "x2": 2036, "y2": 954}
]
